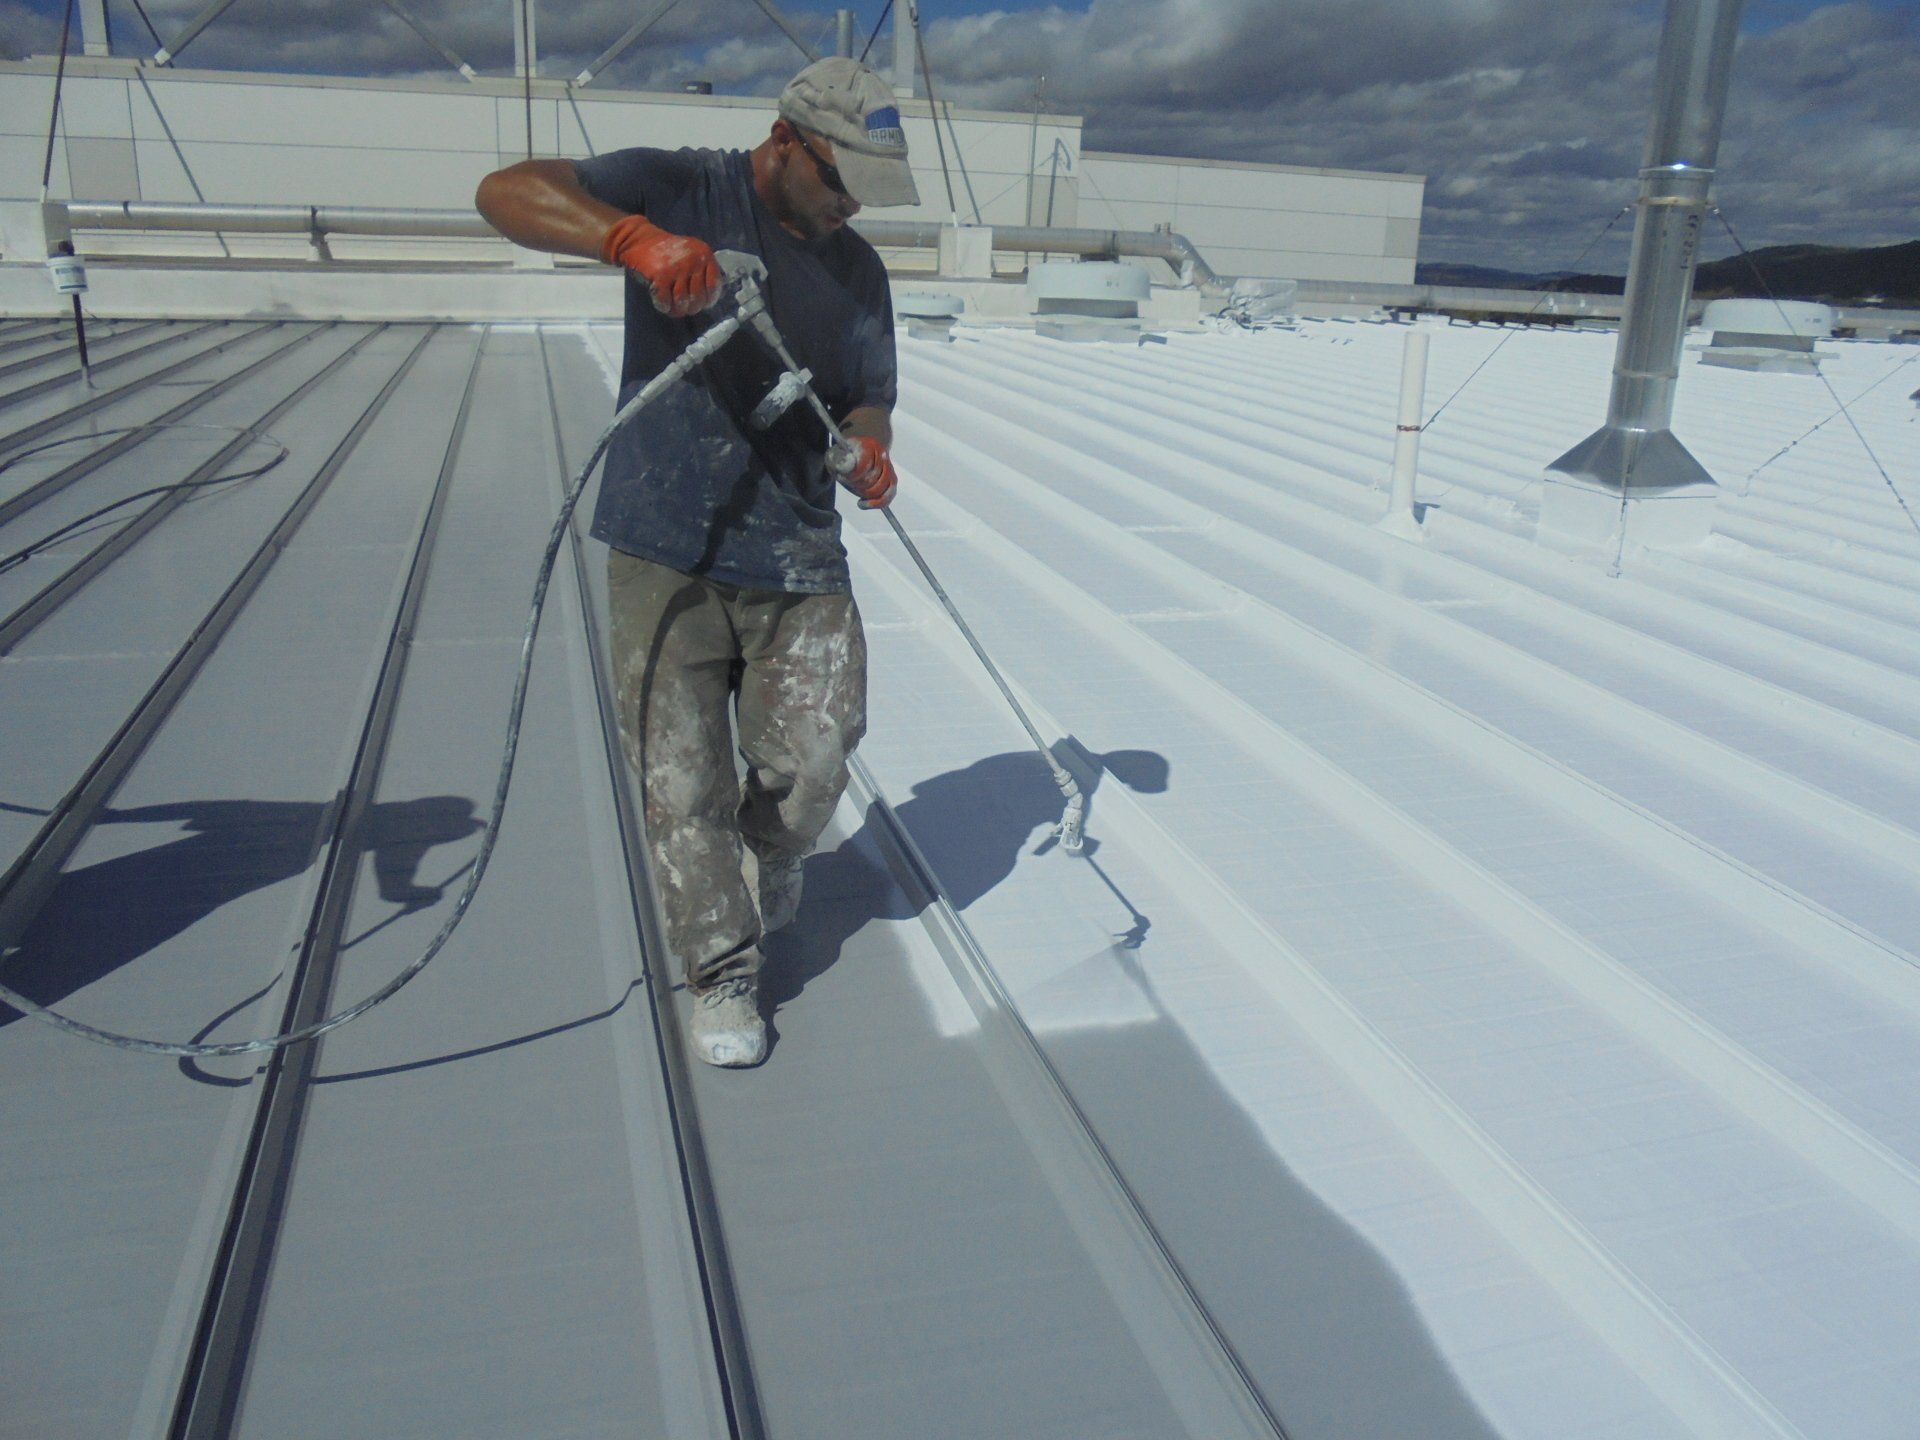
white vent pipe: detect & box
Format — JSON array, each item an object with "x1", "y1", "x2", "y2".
[
  {"x1": 893, "y1": 0, "x2": 917, "y2": 97},
  {"x1": 1385, "y1": 330, "x2": 1429, "y2": 523}
]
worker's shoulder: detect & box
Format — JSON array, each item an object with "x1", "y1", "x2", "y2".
[{"x1": 574, "y1": 145, "x2": 741, "y2": 195}]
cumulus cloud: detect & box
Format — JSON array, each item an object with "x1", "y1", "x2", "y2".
[
  {"x1": 25, "y1": 0, "x2": 1920, "y2": 271},
  {"x1": 935, "y1": 0, "x2": 1919, "y2": 270},
  {"x1": 2, "y1": 0, "x2": 63, "y2": 59}
]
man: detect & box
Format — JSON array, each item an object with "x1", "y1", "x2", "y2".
[{"x1": 475, "y1": 58, "x2": 917, "y2": 1067}]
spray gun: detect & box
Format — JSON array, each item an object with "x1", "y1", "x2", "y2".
[{"x1": 714, "y1": 250, "x2": 1088, "y2": 854}]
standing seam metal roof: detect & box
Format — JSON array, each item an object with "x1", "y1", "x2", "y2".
[{"x1": 2, "y1": 309, "x2": 1918, "y2": 1439}]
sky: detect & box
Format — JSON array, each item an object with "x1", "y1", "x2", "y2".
[{"x1": 5, "y1": 0, "x2": 1917, "y2": 273}]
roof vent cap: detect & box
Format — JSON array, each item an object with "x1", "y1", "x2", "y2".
[
  {"x1": 1699, "y1": 298, "x2": 1834, "y2": 373},
  {"x1": 1029, "y1": 261, "x2": 1153, "y2": 342},
  {"x1": 1029, "y1": 261, "x2": 1149, "y2": 315},
  {"x1": 1702, "y1": 298, "x2": 1834, "y2": 338}
]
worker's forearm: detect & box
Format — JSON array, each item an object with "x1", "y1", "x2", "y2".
[
  {"x1": 842, "y1": 405, "x2": 893, "y2": 447},
  {"x1": 475, "y1": 159, "x2": 625, "y2": 262}
]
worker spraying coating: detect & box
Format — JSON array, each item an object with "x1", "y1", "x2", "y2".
[
  {"x1": 2, "y1": 58, "x2": 1082, "y2": 1064},
  {"x1": 477, "y1": 58, "x2": 917, "y2": 1068}
]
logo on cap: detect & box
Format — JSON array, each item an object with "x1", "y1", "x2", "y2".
[{"x1": 864, "y1": 106, "x2": 906, "y2": 149}]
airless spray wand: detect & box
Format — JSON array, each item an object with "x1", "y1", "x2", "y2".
[{"x1": 717, "y1": 251, "x2": 1088, "y2": 855}]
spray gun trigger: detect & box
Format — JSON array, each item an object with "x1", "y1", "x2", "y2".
[
  {"x1": 714, "y1": 249, "x2": 768, "y2": 285},
  {"x1": 750, "y1": 369, "x2": 813, "y2": 430}
]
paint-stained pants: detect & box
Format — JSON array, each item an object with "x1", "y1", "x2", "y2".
[{"x1": 607, "y1": 548, "x2": 867, "y2": 989}]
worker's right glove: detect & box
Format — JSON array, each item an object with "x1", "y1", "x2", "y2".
[{"x1": 600, "y1": 214, "x2": 721, "y2": 318}]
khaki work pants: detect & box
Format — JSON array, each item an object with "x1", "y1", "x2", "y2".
[{"x1": 606, "y1": 549, "x2": 867, "y2": 989}]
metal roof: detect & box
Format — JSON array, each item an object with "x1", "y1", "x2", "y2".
[{"x1": 4, "y1": 308, "x2": 1920, "y2": 1439}]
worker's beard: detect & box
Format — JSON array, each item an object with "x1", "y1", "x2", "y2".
[{"x1": 774, "y1": 160, "x2": 854, "y2": 244}]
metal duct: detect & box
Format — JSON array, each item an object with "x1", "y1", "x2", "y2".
[
  {"x1": 857, "y1": 220, "x2": 1231, "y2": 294},
  {"x1": 1544, "y1": 0, "x2": 1745, "y2": 537},
  {"x1": 64, "y1": 201, "x2": 495, "y2": 238},
  {"x1": 55, "y1": 203, "x2": 1234, "y2": 295}
]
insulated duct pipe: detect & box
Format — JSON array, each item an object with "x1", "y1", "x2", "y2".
[
  {"x1": 55, "y1": 203, "x2": 1235, "y2": 295},
  {"x1": 857, "y1": 220, "x2": 1232, "y2": 294},
  {"x1": 1546, "y1": 0, "x2": 1745, "y2": 503},
  {"x1": 62, "y1": 201, "x2": 496, "y2": 238}
]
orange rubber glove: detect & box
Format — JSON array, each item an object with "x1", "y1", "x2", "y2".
[
  {"x1": 841, "y1": 435, "x2": 897, "y2": 509},
  {"x1": 600, "y1": 214, "x2": 721, "y2": 318}
]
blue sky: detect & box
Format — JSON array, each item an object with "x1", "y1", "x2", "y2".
[{"x1": 6, "y1": 0, "x2": 1916, "y2": 271}]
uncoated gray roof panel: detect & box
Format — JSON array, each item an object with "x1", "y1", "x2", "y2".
[
  {"x1": 0, "y1": 325, "x2": 464, "y2": 1438},
  {"x1": 224, "y1": 327, "x2": 729, "y2": 1438}
]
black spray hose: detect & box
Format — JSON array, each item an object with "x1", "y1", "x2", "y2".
[{"x1": 0, "y1": 302, "x2": 751, "y2": 1057}]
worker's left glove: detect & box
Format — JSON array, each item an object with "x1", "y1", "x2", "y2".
[{"x1": 840, "y1": 435, "x2": 897, "y2": 509}]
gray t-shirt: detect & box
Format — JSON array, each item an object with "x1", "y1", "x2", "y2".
[{"x1": 573, "y1": 146, "x2": 896, "y2": 594}]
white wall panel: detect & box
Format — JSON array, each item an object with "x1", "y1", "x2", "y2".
[
  {"x1": 0, "y1": 134, "x2": 66, "y2": 200},
  {"x1": 492, "y1": 96, "x2": 562, "y2": 164},
  {"x1": 50, "y1": 75, "x2": 131, "y2": 137},
  {"x1": 125, "y1": 78, "x2": 496, "y2": 153},
  {"x1": 135, "y1": 142, "x2": 492, "y2": 207}
]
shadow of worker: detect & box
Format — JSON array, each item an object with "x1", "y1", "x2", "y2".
[
  {"x1": 762, "y1": 746, "x2": 1168, "y2": 1012},
  {"x1": 0, "y1": 795, "x2": 484, "y2": 1028}
]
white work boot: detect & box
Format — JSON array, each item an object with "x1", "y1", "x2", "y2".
[
  {"x1": 756, "y1": 850, "x2": 806, "y2": 934},
  {"x1": 689, "y1": 975, "x2": 766, "y2": 1068}
]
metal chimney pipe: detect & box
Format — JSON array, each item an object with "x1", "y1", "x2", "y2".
[
  {"x1": 835, "y1": 8, "x2": 855, "y2": 57},
  {"x1": 1541, "y1": 0, "x2": 1745, "y2": 548}
]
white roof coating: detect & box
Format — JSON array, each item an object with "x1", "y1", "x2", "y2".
[{"x1": 3, "y1": 305, "x2": 1918, "y2": 1439}]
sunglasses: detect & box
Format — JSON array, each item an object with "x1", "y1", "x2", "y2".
[{"x1": 791, "y1": 129, "x2": 850, "y2": 199}]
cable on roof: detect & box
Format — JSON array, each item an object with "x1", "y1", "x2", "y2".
[
  {"x1": 1740, "y1": 353, "x2": 1918, "y2": 488},
  {"x1": 0, "y1": 425, "x2": 290, "y2": 578},
  {"x1": 1711, "y1": 206, "x2": 1920, "y2": 553},
  {"x1": 1420, "y1": 204, "x2": 1634, "y2": 435},
  {"x1": 0, "y1": 308, "x2": 750, "y2": 1057}
]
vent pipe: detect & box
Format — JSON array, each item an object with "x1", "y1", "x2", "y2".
[
  {"x1": 893, "y1": 0, "x2": 918, "y2": 97},
  {"x1": 1541, "y1": 0, "x2": 1744, "y2": 549},
  {"x1": 511, "y1": 0, "x2": 538, "y2": 78},
  {"x1": 79, "y1": 0, "x2": 111, "y2": 56}
]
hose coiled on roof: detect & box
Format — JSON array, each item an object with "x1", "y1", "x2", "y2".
[{"x1": 0, "y1": 307, "x2": 750, "y2": 1057}]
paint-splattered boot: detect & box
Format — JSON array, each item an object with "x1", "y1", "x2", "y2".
[
  {"x1": 689, "y1": 975, "x2": 766, "y2": 1067},
  {"x1": 757, "y1": 850, "x2": 806, "y2": 934}
]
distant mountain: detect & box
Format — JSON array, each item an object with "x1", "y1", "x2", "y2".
[
  {"x1": 1414, "y1": 263, "x2": 1574, "y2": 289},
  {"x1": 1419, "y1": 240, "x2": 1920, "y2": 305}
]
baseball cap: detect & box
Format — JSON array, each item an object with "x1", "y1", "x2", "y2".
[{"x1": 778, "y1": 58, "x2": 920, "y2": 208}]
